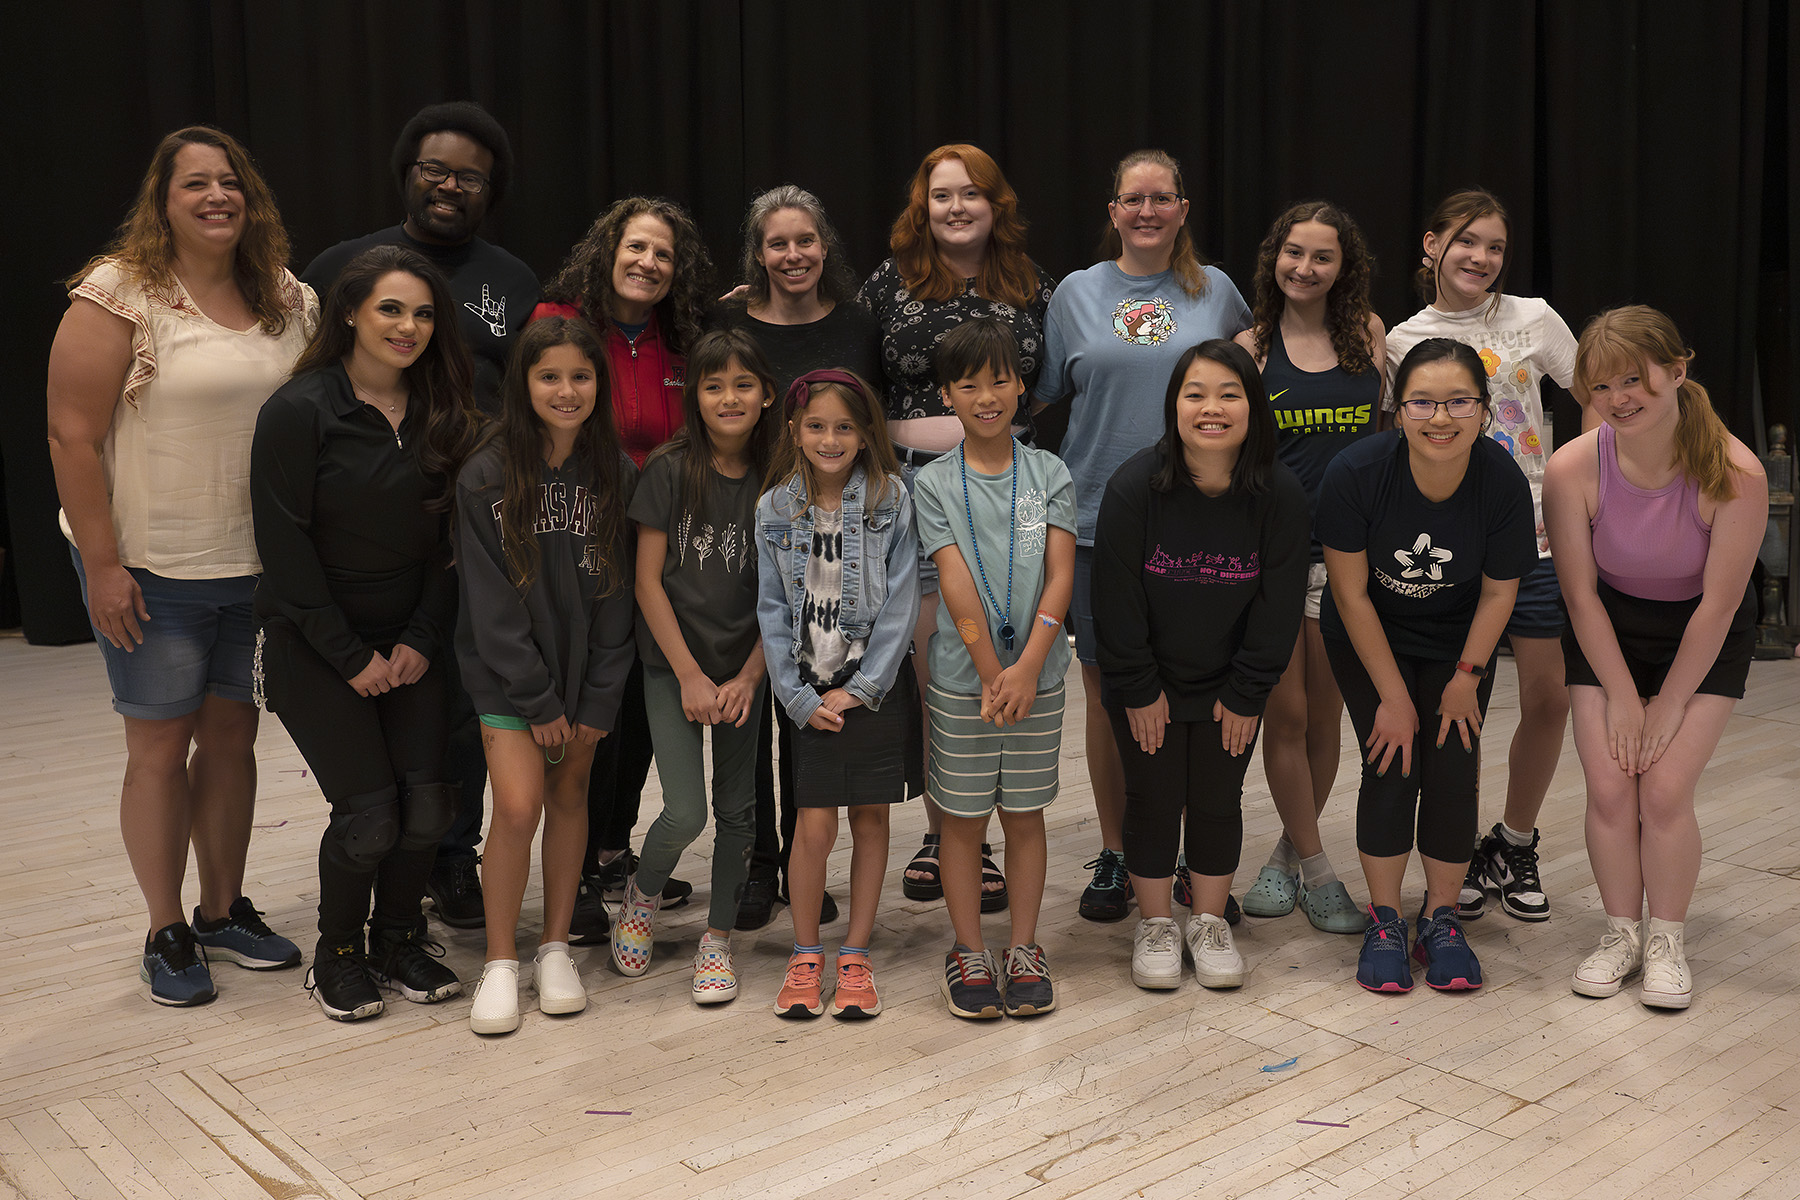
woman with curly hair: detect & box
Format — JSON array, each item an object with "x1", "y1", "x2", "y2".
[
  {"x1": 858, "y1": 144, "x2": 1056, "y2": 913},
  {"x1": 535, "y1": 197, "x2": 713, "y2": 926},
  {"x1": 252, "y1": 244, "x2": 480, "y2": 1022},
  {"x1": 1036, "y1": 147, "x2": 1251, "y2": 924},
  {"x1": 1230, "y1": 200, "x2": 1385, "y2": 935},
  {"x1": 48, "y1": 125, "x2": 317, "y2": 1007}
]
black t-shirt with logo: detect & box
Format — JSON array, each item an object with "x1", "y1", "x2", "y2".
[{"x1": 1316, "y1": 433, "x2": 1536, "y2": 660}]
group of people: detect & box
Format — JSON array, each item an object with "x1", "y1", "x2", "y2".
[{"x1": 45, "y1": 102, "x2": 1766, "y2": 1035}]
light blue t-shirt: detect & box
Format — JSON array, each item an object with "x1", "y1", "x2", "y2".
[
  {"x1": 1038, "y1": 260, "x2": 1252, "y2": 544},
  {"x1": 913, "y1": 442, "x2": 1076, "y2": 695}
]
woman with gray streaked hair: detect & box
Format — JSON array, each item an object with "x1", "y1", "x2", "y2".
[{"x1": 713, "y1": 183, "x2": 884, "y2": 931}]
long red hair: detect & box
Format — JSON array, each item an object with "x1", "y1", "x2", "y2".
[{"x1": 889, "y1": 144, "x2": 1037, "y2": 308}]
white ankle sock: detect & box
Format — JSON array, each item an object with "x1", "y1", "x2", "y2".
[
  {"x1": 1266, "y1": 836, "x2": 1299, "y2": 873},
  {"x1": 1299, "y1": 852, "x2": 1337, "y2": 890},
  {"x1": 1500, "y1": 823, "x2": 1534, "y2": 847}
]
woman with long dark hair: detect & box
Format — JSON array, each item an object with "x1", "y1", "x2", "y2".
[{"x1": 251, "y1": 244, "x2": 479, "y2": 1021}]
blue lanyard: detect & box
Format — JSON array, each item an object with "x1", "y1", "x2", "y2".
[{"x1": 960, "y1": 440, "x2": 1016, "y2": 650}]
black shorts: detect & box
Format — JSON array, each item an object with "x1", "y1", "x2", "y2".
[
  {"x1": 791, "y1": 666, "x2": 924, "y2": 807},
  {"x1": 1563, "y1": 578, "x2": 1756, "y2": 699}
]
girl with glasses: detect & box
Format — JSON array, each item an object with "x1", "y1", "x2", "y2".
[{"x1": 1317, "y1": 338, "x2": 1536, "y2": 994}]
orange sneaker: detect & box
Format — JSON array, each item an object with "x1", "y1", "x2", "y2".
[
  {"x1": 832, "y1": 952, "x2": 881, "y2": 1019},
  {"x1": 773, "y1": 951, "x2": 824, "y2": 1018}
]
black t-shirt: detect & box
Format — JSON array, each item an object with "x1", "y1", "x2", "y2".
[
  {"x1": 626, "y1": 447, "x2": 761, "y2": 682},
  {"x1": 1316, "y1": 433, "x2": 1536, "y2": 660},
  {"x1": 710, "y1": 302, "x2": 884, "y2": 399},
  {"x1": 301, "y1": 226, "x2": 541, "y2": 415},
  {"x1": 1263, "y1": 324, "x2": 1382, "y2": 563}
]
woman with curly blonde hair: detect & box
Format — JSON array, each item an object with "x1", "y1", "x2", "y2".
[
  {"x1": 47, "y1": 125, "x2": 317, "y2": 1007},
  {"x1": 1231, "y1": 200, "x2": 1384, "y2": 935}
]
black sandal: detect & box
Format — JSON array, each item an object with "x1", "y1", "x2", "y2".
[
  {"x1": 980, "y1": 844, "x2": 1009, "y2": 913},
  {"x1": 902, "y1": 834, "x2": 943, "y2": 901}
]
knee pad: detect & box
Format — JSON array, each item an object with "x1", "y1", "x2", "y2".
[
  {"x1": 399, "y1": 781, "x2": 460, "y2": 851},
  {"x1": 324, "y1": 788, "x2": 401, "y2": 869}
]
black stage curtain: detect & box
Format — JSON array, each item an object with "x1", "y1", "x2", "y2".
[{"x1": 3, "y1": 0, "x2": 1791, "y2": 641}]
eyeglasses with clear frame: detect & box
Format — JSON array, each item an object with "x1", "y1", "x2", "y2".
[
  {"x1": 1400, "y1": 396, "x2": 1484, "y2": 420},
  {"x1": 412, "y1": 160, "x2": 489, "y2": 194},
  {"x1": 1112, "y1": 192, "x2": 1183, "y2": 212}
]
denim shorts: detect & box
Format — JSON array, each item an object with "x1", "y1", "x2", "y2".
[
  {"x1": 898, "y1": 446, "x2": 946, "y2": 596},
  {"x1": 1070, "y1": 544, "x2": 1097, "y2": 664},
  {"x1": 1506, "y1": 556, "x2": 1568, "y2": 640},
  {"x1": 70, "y1": 546, "x2": 257, "y2": 719}
]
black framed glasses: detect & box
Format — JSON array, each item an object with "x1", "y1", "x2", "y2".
[
  {"x1": 1112, "y1": 192, "x2": 1183, "y2": 212},
  {"x1": 412, "y1": 160, "x2": 489, "y2": 194},
  {"x1": 1400, "y1": 396, "x2": 1484, "y2": 420}
]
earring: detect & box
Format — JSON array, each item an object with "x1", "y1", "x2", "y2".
[{"x1": 347, "y1": 319, "x2": 356, "y2": 327}]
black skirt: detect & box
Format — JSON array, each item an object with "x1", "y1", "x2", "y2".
[
  {"x1": 1563, "y1": 578, "x2": 1756, "y2": 699},
  {"x1": 791, "y1": 665, "x2": 924, "y2": 808}
]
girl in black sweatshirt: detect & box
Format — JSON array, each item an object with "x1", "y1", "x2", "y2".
[
  {"x1": 455, "y1": 317, "x2": 637, "y2": 1035},
  {"x1": 1093, "y1": 340, "x2": 1309, "y2": 993}
]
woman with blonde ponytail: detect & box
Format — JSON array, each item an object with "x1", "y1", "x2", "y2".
[{"x1": 1543, "y1": 305, "x2": 1765, "y2": 1011}]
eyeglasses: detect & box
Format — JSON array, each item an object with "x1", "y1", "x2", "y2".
[
  {"x1": 1113, "y1": 192, "x2": 1183, "y2": 212},
  {"x1": 1400, "y1": 396, "x2": 1484, "y2": 420},
  {"x1": 412, "y1": 160, "x2": 490, "y2": 194}
]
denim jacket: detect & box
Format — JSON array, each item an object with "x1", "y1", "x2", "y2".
[{"x1": 756, "y1": 465, "x2": 921, "y2": 726}]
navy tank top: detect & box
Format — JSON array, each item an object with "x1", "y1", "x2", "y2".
[{"x1": 1264, "y1": 324, "x2": 1381, "y2": 561}]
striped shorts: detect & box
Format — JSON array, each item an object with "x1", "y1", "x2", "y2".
[{"x1": 925, "y1": 682, "x2": 1065, "y2": 818}]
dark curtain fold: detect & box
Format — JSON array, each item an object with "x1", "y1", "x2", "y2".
[{"x1": 2, "y1": 0, "x2": 1789, "y2": 641}]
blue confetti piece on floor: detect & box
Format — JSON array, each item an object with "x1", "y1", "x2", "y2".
[{"x1": 1261, "y1": 1056, "x2": 1300, "y2": 1073}]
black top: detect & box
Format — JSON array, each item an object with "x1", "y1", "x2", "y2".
[
  {"x1": 453, "y1": 442, "x2": 638, "y2": 730},
  {"x1": 626, "y1": 447, "x2": 762, "y2": 682},
  {"x1": 1094, "y1": 446, "x2": 1310, "y2": 720},
  {"x1": 1264, "y1": 324, "x2": 1382, "y2": 563},
  {"x1": 709, "y1": 301, "x2": 884, "y2": 399},
  {"x1": 856, "y1": 258, "x2": 1056, "y2": 420},
  {"x1": 251, "y1": 363, "x2": 456, "y2": 679},
  {"x1": 301, "y1": 226, "x2": 541, "y2": 415},
  {"x1": 1316, "y1": 433, "x2": 1537, "y2": 660}
]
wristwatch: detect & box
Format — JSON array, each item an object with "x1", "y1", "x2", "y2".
[{"x1": 1455, "y1": 660, "x2": 1488, "y2": 678}]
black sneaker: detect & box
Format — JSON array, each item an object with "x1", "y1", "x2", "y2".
[
  {"x1": 778, "y1": 874, "x2": 839, "y2": 924},
  {"x1": 1478, "y1": 825, "x2": 1550, "y2": 921},
  {"x1": 735, "y1": 875, "x2": 779, "y2": 931},
  {"x1": 192, "y1": 896, "x2": 301, "y2": 969},
  {"x1": 1173, "y1": 856, "x2": 1240, "y2": 924},
  {"x1": 941, "y1": 946, "x2": 1003, "y2": 1019},
  {"x1": 307, "y1": 942, "x2": 383, "y2": 1021},
  {"x1": 1001, "y1": 944, "x2": 1055, "y2": 1017},
  {"x1": 425, "y1": 853, "x2": 486, "y2": 929},
  {"x1": 1456, "y1": 840, "x2": 1488, "y2": 920},
  {"x1": 596, "y1": 850, "x2": 692, "y2": 909},
  {"x1": 370, "y1": 925, "x2": 462, "y2": 1003},
  {"x1": 1078, "y1": 849, "x2": 1133, "y2": 922},
  {"x1": 141, "y1": 922, "x2": 216, "y2": 1007},
  {"x1": 569, "y1": 874, "x2": 611, "y2": 945}
]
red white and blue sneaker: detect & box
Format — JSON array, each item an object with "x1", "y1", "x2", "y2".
[
  {"x1": 1356, "y1": 905, "x2": 1413, "y2": 993},
  {"x1": 1414, "y1": 904, "x2": 1483, "y2": 990}
]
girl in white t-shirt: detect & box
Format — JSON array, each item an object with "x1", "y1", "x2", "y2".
[{"x1": 1386, "y1": 189, "x2": 1581, "y2": 927}]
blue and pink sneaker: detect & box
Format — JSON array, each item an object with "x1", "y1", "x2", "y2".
[
  {"x1": 1357, "y1": 905, "x2": 1413, "y2": 993},
  {"x1": 1414, "y1": 905, "x2": 1483, "y2": 990}
]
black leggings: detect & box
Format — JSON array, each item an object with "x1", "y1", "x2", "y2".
[
  {"x1": 583, "y1": 659, "x2": 655, "y2": 867},
  {"x1": 1324, "y1": 638, "x2": 1495, "y2": 862},
  {"x1": 260, "y1": 622, "x2": 449, "y2": 945},
  {"x1": 1111, "y1": 708, "x2": 1257, "y2": 878},
  {"x1": 749, "y1": 702, "x2": 798, "y2": 880}
]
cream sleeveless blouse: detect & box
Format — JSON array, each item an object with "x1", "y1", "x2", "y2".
[{"x1": 63, "y1": 259, "x2": 318, "y2": 578}]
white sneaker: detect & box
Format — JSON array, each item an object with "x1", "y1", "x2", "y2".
[
  {"x1": 692, "y1": 933, "x2": 738, "y2": 1004},
  {"x1": 1131, "y1": 917, "x2": 1182, "y2": 990},
  {"x1": 1185, "y1": 911, "x2": 1246, "y2": 989},
  {"x1": 535, "y1": 944, "x2": 588, "y2": 1015},
  {"x1": 1571, "y1": 916, "x2": 1642, "y2": 998},
  {"x1": 469, "y1": 960, "x2": 520, "y2": 1035},
  {"x1": 1641, "y1": 923, "x2": 1692, "y2": 1010}
]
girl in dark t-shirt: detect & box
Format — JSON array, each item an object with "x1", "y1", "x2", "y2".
[
  {"x1": 1317, "y1": 339, "x2": 1534, "y2": 996},
  {"x1": 1232, "y1": 199, "x2": 1386, "y2": 935}
]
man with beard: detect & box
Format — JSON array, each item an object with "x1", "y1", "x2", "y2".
[{"x1": 302, "y1": 101, "x2": 541, "y2": 930}]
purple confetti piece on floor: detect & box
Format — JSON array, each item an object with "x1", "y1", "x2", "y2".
[
  {"x1": 253, "y1": 820, "x2": 288, "y2": 829},
  {"x1": 1297, "y1": 1119, "x2": 1350, "y2": 1128},
  {"x1": 585, "y1": 1110, "x2": 631, "y2": 1116}
]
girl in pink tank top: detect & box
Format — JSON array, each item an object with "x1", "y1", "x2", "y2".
[{"x1": 1543, "y1": 305, "x2": 1766, "y2": 1014}]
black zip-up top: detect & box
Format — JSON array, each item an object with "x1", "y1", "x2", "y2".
[
  {"x1": 453, "y1": 442, "x2": 638, "y2": 730},
  {"x1": 251, "y1": 363, "x2": 456, "y2": 679}
]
